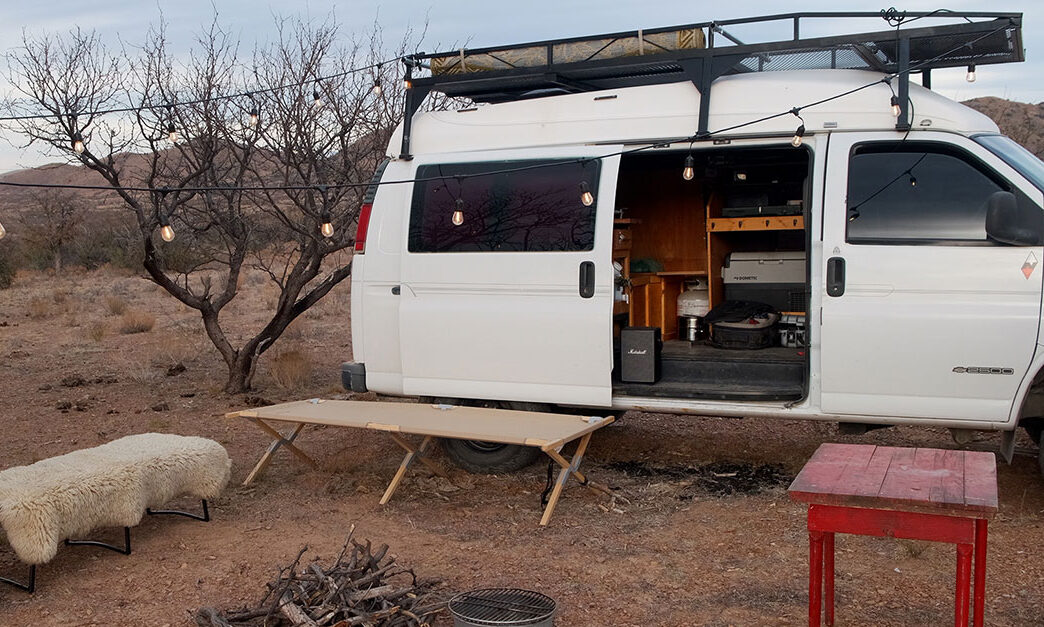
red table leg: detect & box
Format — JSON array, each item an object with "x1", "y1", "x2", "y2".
[
  {"x1": 956, "y1": 543, "x2": 972, "y2": 627},
  {"x1": 809, "y1": 530, "x2": 824, "y2": 627},
  {"x1": 824, "y1": 532, "x2": 835, "y2": 626},
  {"x1": 973, "y1": 519, "x2": 987, "y2": 627}
]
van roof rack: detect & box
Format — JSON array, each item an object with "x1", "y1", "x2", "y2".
[{"x1": 397, "y1": 11, "x2": 1023, "y2": 158}]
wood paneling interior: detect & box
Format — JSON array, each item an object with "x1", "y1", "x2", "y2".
[{"x1": 615, "y1": 157, "x2": 707, "y2": 273}]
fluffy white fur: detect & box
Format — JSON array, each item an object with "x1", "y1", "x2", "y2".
[{"x1": 0, "y1": 433, "x2": 231, "y2": 564}]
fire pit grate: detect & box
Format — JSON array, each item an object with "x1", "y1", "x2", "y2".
[{"x1": 448, "y1": 588, "x2": 556, "y2": 626}]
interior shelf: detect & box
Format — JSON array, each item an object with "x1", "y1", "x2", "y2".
[
  {"x1": 654, "y1": 270, "x2": 708, "y2": 277},
  {"x1": 708, "y1": 216, "x2": 804, "y2": 232}
]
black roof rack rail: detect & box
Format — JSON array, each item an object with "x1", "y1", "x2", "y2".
[{"x1": 396, "y1": 11, "x2": 1022, "y2": 159}]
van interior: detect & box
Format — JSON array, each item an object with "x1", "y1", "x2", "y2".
[{"x1": 611, "y1": 146, "x2": 810, "y2": 401}]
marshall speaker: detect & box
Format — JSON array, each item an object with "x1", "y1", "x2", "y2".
[{"x1": 620, "y1": 327, "x2": 662, "y2": 383}]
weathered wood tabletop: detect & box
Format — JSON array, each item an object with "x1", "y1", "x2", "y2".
[{"x1": 788, "y1": 443, "x2": 998, "y2": 517}]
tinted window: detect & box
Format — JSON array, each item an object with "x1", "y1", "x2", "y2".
[
  {"x1": 846, "y1": 144, "x2": 1005, "y2": 243},
  {"x1": 409, "y1": 160, "x2": 598, "y2": 253}
]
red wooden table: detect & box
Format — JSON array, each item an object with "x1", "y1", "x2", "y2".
[{"x1": 788, "y1": 443, "x2": 998, "y2": 627}]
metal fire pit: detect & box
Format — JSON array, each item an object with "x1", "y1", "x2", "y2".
[{"x1": 448, "y1": 588, "x2": 556, "y2": 627}]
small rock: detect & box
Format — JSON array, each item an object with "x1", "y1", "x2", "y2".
[
  {"x1": 56, "y1": 400, "x2": 73, "y2": 410},
  {"x1": 151, "y1": 402, "x2": 170, "y2": 412},
  {"x1": 93, "y1": 375, "x2": 118, "y2": 385},
  {"x1": 38, "y1": 383, "x2": 53, "y2": 391},
  {"x1": 179, "y1": 392, "x2": 196, "y2": 398},
  {"x1": 166, "y1": 363, "x2": 186, "y2": 377},
  {"x1": 61, "y1": 376, "x2": 86, "y2": 388},
  {"x1": 106, "y1": 409, "x2": 120, "y2": 415}
]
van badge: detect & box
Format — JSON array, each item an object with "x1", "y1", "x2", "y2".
[
  {"x1": 627, "y1": 349, "x2": 647, "y2": 355},
  {"x1": 1022, "y1": 252, "x2": 1038, "y2": 279}
]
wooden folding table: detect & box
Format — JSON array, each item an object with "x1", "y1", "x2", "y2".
[
  {"x1": 789, "y1": 443, "x2": 998, "y2": 627},
  {"x1": 227, "y1": 399, "x2": 614, "y2": 525}
]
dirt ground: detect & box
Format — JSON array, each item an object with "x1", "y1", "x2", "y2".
[{"x1": 0, "y1": 268, "x2": 1042, "y2": 626}]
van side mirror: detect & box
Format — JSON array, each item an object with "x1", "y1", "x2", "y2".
[{"x1": 985, "y1": 191, "x2": 1044, "y2": 246}]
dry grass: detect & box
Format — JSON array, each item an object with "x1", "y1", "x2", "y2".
[
  {"x1": 87, "y1": 321, "x2": 108, "y2": 342},
  {"x1": 27, "y1": 296, "x2": 52, "y2": 320},
  {"x1": 104, "y1": 294, "x2": 128, "y2": 316},
  {"x1": 119, "y1": 310, "x2": 156, "y2": 334},
  {"x1": 268, "y1": 349, "x2": 312, "y2": 390}
]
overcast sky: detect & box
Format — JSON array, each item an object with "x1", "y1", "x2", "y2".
[{"x1": 0, "y1": 0, "x2": 1037, "y2": 173}]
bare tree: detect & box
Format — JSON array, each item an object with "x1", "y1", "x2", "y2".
[
  {"x1": 3, "y1": 16, "x2": 414, "y2": 392},
  {"x1": 19, "y1": 189, "x2": 86, "y2": 271}
]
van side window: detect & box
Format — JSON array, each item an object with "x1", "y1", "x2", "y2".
[
  {"x1": 846, "y1": 142, "x2": 1006, "y2": 244},
  {"x1": 409, "y1": 160, "x2": 599, "y2": 253}
]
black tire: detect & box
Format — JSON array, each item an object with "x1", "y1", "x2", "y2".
[
  {"x1": 440, "y1": 401, "x2": 549, "y2": 474},
  {"x1": 441, "y1": 439, "x2": 541, "y2": 474}
]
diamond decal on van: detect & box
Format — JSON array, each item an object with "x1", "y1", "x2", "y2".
[{"x1": 1022, "y1": 252, "x2": 1038, "y2": 279}]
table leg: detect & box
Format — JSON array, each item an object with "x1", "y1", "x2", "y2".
[
  {"x1": 973, "y1": 519, "x2": 987, "y2": 627},
  {"x1": 380, "y1": 435, "x2": 434, "y2": 505},
  {"x1": 243, "y1": 421, "x2": 312, "y2": 485},
  {"x1": 809, "y1": 530, "x2": 823, "y2": 627},
  {"x1": 824, "y1": 532, "x2": 835, "y2": 627},
  {"x1": 539, "y1": 433, "x2": 592, "y2": 527},
  {"x1": 956, "y1": 543, "x2": 972, "y2": 627}
]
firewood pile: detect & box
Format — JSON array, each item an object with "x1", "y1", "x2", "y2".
[{"x1": 196, "y1": 527, "x2": 446, "y2": 626}]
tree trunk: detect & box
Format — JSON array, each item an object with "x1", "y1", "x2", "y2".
[{"x1": 224, "y1": 351, "x2": 258, "y2": 394}]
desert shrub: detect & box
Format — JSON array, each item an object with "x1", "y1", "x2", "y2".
[
  {"x1": 0, "y1": 249, "x2": 14, "y2": 289},
  {"x1": 27, "y1": 297, "x2": 51, "y2": 319},
  {"x1": 268, "y1": 350, "x2": 312, "y2": 390},
  {"x1": 104, "y1": 294, "x2": 128, "y2": 316},
  {"x1": 119, "y1": 310, "x2": 156, "y2": 334},
  {"x1": 87, "y1": 321, "x2": 107, "y2": 341}
]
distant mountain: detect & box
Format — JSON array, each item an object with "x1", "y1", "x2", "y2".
[{"x1": 962, "y1": 97, "x2": 1044, "y2": 158}]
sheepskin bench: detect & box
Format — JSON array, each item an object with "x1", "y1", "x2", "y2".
[{"x1": 0, "y1": 433, "x2": 231, "y2": 592}]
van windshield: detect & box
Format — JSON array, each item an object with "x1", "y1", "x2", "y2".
[{"x1": 975, "y1": 134, "x2": 1044, "y2": 194}]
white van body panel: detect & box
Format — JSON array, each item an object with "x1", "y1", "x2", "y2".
[
  {"x1": 353, "y1": 160, "x2": 413, "y2": 395},
  {"x1": 351, "y1": 69, "x2": 1044, "y2": 432},
  {"x1": 389, "y1": 70, "x2": 999, "y2": 158},
  {"x1": 397, "y1": 146, "x2": 620, "y2": 407},
  {"x1": 819, "y1": 131, "x2": 1043, "y2": 423}
]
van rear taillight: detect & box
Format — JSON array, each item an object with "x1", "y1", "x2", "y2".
[{"x1": 355, "y1": 203, "x2": 373, "y2": 253}]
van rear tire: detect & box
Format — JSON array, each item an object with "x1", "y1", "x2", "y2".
[
  {"x1": 441, "y1": 439, "x2": 541, "y2": 474},
  {"x1": 440, "y1": 401, "x2": 549, "y2": 474}
]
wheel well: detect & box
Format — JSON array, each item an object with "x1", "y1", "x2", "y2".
[{"x1": 1018, "y1": 367, "x2": 1044, "y2": 444}]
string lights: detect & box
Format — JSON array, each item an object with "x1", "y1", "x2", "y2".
[
  {"x1": 579, "y1": 181, "x2": 594, "y2": 207},
  {"x1": 0, "y1": 18, "x2": 1007, "y2": 251},
  {"x1": 452, "y1": 197, "x2": 464, "y2": 225},
  {"x1": 790, "y1": 108, "x2": 805, "y2": 147}
]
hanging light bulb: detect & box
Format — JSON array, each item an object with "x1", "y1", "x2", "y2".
[
  {"x1": 167, "y1": 121, "x2": 178, "y2": 143},
  {"x1": 71, "y1": 132, "x2": 85, "y2": 154},
  {"x1": 890, "y1": 95, "x2": 901, "y2": 117},
  {"x1": 312, "y1": 83, "x2": 323, "y2": 108},
  {"x1": 791, "y1": 124, "x2": 805, "y2": 147},
  {"x1": 847, "y1": 209, "x2": 860, "y2": 222},
  {"x1": 404, "y1": 78, "x2": 412, "y2": 90},
  {"x1": 159, "y1": 214, "x2": 175, "y2": 242},
  {"x1": 682, "y1": 155, "x2": 695, "y2": 181},
  {"x1": 452, "y1": 197, "x2": 465, "y2": 226},
  {"x1": 247, "y1": 95, "x2": 259, "y2": 126},
  {"x1": 909, "y1": 174, "x2": 917, "y2": 187},
  {"x1": 579, "y1": 181, "x2": 595, "y2": 207},
  {"x1": 966, "y1": 64, "x2": 976, "y2": 83},
  {"x1": 372, "y1": 78, "x2": 383, "y2": 97},
  {"x1": 320, "y1": 210, "x2": 334, "y2": 238},
  {"x1": 0, "y1": 218, "x2": 6, "y2": 240}
]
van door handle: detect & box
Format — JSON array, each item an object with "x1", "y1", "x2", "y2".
[
  {"x1": 579, "y1": 261, "x2": 595, "y2": 298},
  {"x1": 826, "y1": 257, "x2": 845, "y2": 297},
  {"x1": 391, "y1": 285, "x2": 400, "y2": 295}
]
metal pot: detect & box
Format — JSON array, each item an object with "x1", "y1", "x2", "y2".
[{"x1": 678, "y1": 315, "x2": 706, "y2": 342}]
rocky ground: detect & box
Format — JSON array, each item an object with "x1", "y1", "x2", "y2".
[{"x1": 0, "y1": 268, "x2": 1041, "y2": 626}]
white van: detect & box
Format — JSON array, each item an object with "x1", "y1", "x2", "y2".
[{"x1": 343, "y1": 14, "x2": 1044, "y2": 473}]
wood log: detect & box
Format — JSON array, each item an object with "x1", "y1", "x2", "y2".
[{"x1": 280, "y1": 593, "x2": 320, "y2": 627}]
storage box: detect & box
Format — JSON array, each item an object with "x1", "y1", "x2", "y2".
[
  {"x1": 722, "y1": 251, "x2": 806, "y2": 312},
  {"x1": 620, "y1": 327, "x2": 662, "y2": 383}
]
